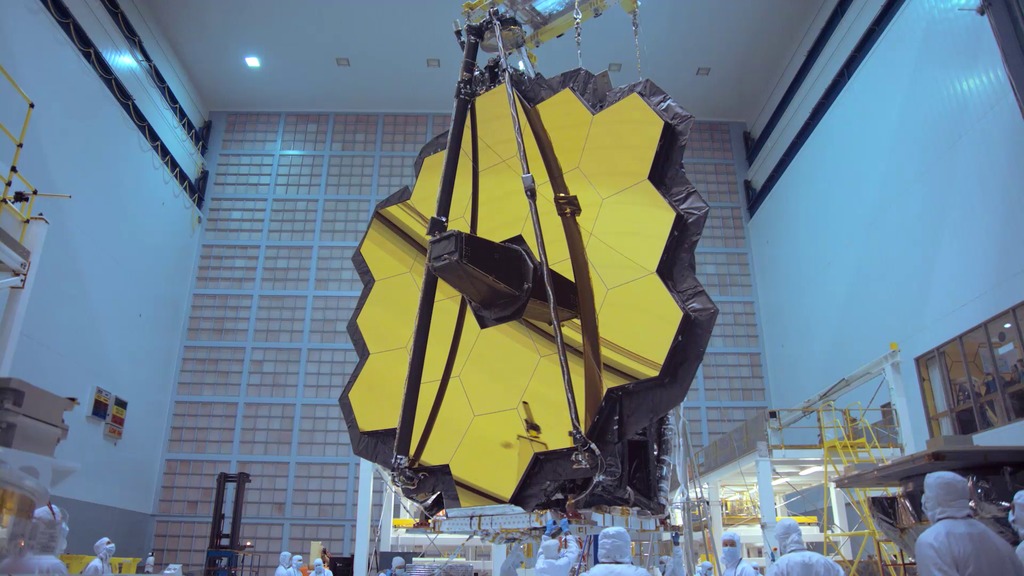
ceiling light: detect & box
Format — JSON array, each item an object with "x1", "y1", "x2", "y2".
[
  {"x1": 244, "y1": 56, "x2": 260, "y2": 68},
  {"x1": 112, "y1": 53, "x2": 137, "y2": 68},
  {"x1": 608, "y1": 62, "x2": 622, "y2": 72},
  {"x1": 799, "y1": 465, "x2": 824, "y2": 476},
  {"x1": 426, "y1": 58, "x2": 441, "y2": 68},
  {"x1": 696, "y1": 67, "x2": 711, "y2": 76},
  {"x1": 771, "y1": 477, "x2": 789, "y2": 486},
  {"x1": 336, "y1": 57, "x2": 351, "y2": 67},
  {"x1": 1004, "y1": 322, "x2": 1012, "y2": 329}
]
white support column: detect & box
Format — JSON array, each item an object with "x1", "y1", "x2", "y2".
[
  {"x1": 491, "y1": 543, "x2": 507, "y2": 576},
  {"x1": 827, "y1": 483, "x2": 853, "y2": 559},
  {"x1": 380, "y1": 489, "x2": 394, "y2": 552},
  {"x1": 0, "y1": 217, "x2": 47, "y2": 376},
  {"x1": 754, "y1": 443, "x2": 777, "y2": 567},
  {"x1": 883, "y1": 356, "x2": 919, "y2": 453},
  {"x1": 708, "y1": 483, "x2": 723, "y2": 546},
  {"x1": 354, "y1": 459, "x2": 375, "y2": 576}
]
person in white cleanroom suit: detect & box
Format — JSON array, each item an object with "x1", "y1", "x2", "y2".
[
  {"x1": 313, "y1": 558, "x2": 333, "y2": 576},
  {"x1": 914, "y1": 471, "x2": 1024, "y2": 576},
  {"x1": 537, "y1": 518, "x2": 581, "y2": 576},
  {"x1": 697, "y1": 561, "x2": 714, "y2": 576},
  {"x1": 289, "y1": 555, "x2": 305, "y2": 576},
  {"x1": 81, "y1": 537, "x2": 115, "y2": 575},
  {"x1": 144, "y1": 552, "x2": 156, "y2": 574},
  {"x1": 581, "y1": 526, "x2": 648, "y2": 576},
  {"x1": 0, "y1": 504, "x2": 71, "y2": 575},
  {"x1": 1008, "y1": 490, "x2": 1024, "y2": 564},
  {"x1": 500, "y1": 543, "x2": 526, "y2": 576},
  {"x1": 657, "y1": 532, "x2": 685, "y2": 576},
  {"x1": 765, "y1": 518, "x2": 844, "y2": 576},
  {"x1": 379, "y1": 556, "x2": 408, "y2": 576},
  {"x1": 720, "y1": 532, "x2": 756, "y2": 576},
  {"x1": 276, "y1": 552, "x2": 293, "y2": 576}
]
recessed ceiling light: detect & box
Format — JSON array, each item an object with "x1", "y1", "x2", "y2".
[
  {"x1": 799, "y1": 465, "x2": 824, "y2": 476},
  {"x1": 244, "y1": 56, "x2": 260, "y2": 68},
  {"x1": 1004, "y1": 322, "x2": 1013, "y2": 329},
  {"x1": 771, "y1": 477, "x2": 789, "y2": 486},
  {"x1": 336, "y1": 57, "x2": 351, "y2": 67},
  {"x1": 608, "y1": 62, "x2": 622, "y2": 72},
  {"x1": 426, "y1": 58, "x2": 441, "y2": 68},
  {"x1": 696, "y1": 67, "x2": 711, "y2": 76}
]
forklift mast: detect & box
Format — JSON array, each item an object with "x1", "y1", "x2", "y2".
[{"x1": 206, "y1": 472, "x2": 252, "y2": 576}]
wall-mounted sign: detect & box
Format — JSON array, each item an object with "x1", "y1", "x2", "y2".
[
  {"x1": 110, "y1": 396, "x2": 127, "y2": 427},
  {"x1": 90, "y1": 387, "x2": 112, "y2": 420},
  {"x1": 104, "y1": 422, "x2": 123, "y2": 441}
]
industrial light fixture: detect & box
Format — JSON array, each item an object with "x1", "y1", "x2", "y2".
[
  {"x1": 244, "y1": 56, "x2": 260, "y2": 68},
  {"x1": 1004, "y1": 322, "x2": 1013, "y2": 329},
  {"x1": 336, "y1": 57, "x2": 351, "y2": 67},
  {"x1": 799, "y1": 465, "x2": 824, "y2": 476},
  {"x1": 426, "y1": 58, "x2": 441, "y2": 68},
  {"x1": 113, "y1": 53, "x2": 137, "y2": 68},
  {"x1": 608, "y1": 62, "x2": 622, "y2": 72},
  {"x1": 696, "y1": 67, "x2": 711, "y2": 76},
  {"x1": 771, "y1": 477, "x2": 789, "y2": 486}
]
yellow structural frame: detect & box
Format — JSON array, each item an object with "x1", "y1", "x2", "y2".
[
  {"x1": 819, "y1": 403, "x2": 904, "y2": 576},
  {"x1": 349, "y1": 83, "x2": 682, "y2": 507},
  {"x1": 0, "y1": 63, "x2": 41, "y2": 243}
]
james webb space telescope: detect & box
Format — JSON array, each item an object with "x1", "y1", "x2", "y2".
[{"x1": 340, "y1": 2, "x2": 718, "y2": 516}]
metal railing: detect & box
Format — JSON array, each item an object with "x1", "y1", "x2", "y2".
[{"x1": 694, "y1": 406, "x2": 902, "y2": 477}]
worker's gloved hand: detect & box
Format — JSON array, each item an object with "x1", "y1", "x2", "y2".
[
  {"x1": 559, "y1": 518, "x2": 571, "y2": 533},
  {"x1": 545, "y1": 519, "x2": 557, "y2": 536},
  {"x1": 671, "y1": 531, "x2": 680, "y2": 545}
]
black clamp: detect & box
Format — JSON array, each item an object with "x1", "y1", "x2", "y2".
[
  {"x1": 426, "y1": 216, "x2": 449, "y2": 236},
  {"x1": 555, "y1": 195, "x2": 582, "y2": 217}
]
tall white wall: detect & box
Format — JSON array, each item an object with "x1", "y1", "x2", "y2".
[
  {"x1": 0, "y1": 0, "x2": 201, "y2": 525},
  {"x1": 748, "y1": 1, "x2": 1024, "y2": 450}
]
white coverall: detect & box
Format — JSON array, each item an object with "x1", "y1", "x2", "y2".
[
  {"x1": 313, "y1": 558, "x2": 333, "y2": 576},
  {"x1": 1008, "y1": 490, "x2": 1024, "y2": 565},
  {"x1": 276, "y1": 552, "x2": 293, "y2": 576},
  {"x1": 379, "y1": 556, "x2": 407, "y2": 576},
  {"x1": 766, "y1": 519, "x2": 844, "y2": 576},
  {"x1": 536, "y1": 533, "x2": 582, "y2": 576},
  {"x1": 720, "y1": 531, "x2": 757, "y2": 576},
  {"x1": 913, "y1": 471, "x2": 1024, "y2": 576},
  {"x1": 657, "y1": 542, "x2": 685, "y2": 576},
  {"x1": 500, "y1": 544, "x2": 526, "y2": 576},
  {"x1": 81, "y1": 537, "x2": 114, "y2": 576},
  {"x1": 581, "y1": 526, "x2": 649, "y2": 576}
]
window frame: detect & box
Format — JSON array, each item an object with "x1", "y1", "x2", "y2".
[{"x1": 916, "y1": 300, "x2": 1024, "y2": 438}]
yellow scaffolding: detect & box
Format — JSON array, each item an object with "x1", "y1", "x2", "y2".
[
  {"x1": 0, "y1": 63, "x2": 69, "y2": 247},
  {"x1": 820, "y1": 403, "x2": 907, "y2": 576}
]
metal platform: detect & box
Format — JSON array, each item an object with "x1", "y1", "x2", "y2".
[{"x1": 835, "y1": 445, "x2": 1024, "y2": 488}]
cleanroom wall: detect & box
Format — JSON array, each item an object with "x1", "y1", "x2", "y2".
[
  {"x1": 748, "y1": 0, "x2": 1024, "y2": 451},
  {"x1": 0, "y1": 1, "x2": 203, "y2": 555}
]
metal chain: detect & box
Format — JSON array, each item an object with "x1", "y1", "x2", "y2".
[
  {"x1": 574, "y1": 0, "x2": 583, "y2": 68},
  {"x1": 632, "y1": 1, "x2": 642, "y2": 78}
]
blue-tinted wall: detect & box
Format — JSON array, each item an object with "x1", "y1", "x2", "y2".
[{"x1": 748, "y1": 0, "x2": 1024, "y2": 450}]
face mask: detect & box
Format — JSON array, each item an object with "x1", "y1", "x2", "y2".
[
  {"x1": 104, "y1": 543, "x2": 116, "y2": 558},
  {"x1": 315, "y1": 567, "x2": 324, "y2": 575},
  {"x1": 393, "y1": 569, "x2": 405, "y2": 576},
  {"x1": 722, "y1": 545, "x2": 740, "y2": 566}
]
